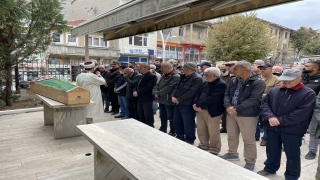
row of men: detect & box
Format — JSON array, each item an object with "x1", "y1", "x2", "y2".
[{"x1": 76, "y1": 59, "x2": 320, "y2": 180}]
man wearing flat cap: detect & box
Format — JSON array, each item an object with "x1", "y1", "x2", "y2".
[
  {"x1": 171, "y1": 62, "x2": 203, "y2": 144},
  {"x1": 255, "y1": 63, "x2": 282, "y2": 146},
  {"x1": 257, "y1": 69, "x2": 316, "y2": 180},
  {"x1": 198, "y1": 62, "x2": 211, "y2": 80}
]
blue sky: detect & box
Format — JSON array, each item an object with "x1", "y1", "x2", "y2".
[{"x1": 255, "y1": 0, "x2": 320, "y2": 30}]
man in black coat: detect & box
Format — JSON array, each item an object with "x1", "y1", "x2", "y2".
[
  {"x1": 98, "y1": 65, "x2": 110, "y2": 112},
  {"x1": 133, "y1": 63, "x2": 157, "y2": 127},
  {"x1": 123, "y1": 67, "x2": 142, "y2": 120},
  {"x1": 105, "y1": 61, "x2": 121, "y2": 115},
  {"x1": 193, "y1": 67, "x2": 227, "y2": 155},
  {"x1": 302, "y1": 61, "x2": 320, "y2": 160},
  {"x1": 171, "y1": 62, "x2": 203, "y2": 144}
]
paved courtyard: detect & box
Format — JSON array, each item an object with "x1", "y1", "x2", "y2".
[{"x1": 0, "y1": 110, "x2": 318, "y2": 180}]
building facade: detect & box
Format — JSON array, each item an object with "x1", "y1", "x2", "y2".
[{"x1": 156, "y1": 21, "x2": 211, "y2": 63}]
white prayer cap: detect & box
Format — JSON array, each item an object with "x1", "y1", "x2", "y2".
[{"x1": 83, "y1": 61, "x2": 95, "y2": 69}]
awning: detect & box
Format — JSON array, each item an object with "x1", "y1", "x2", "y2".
[{"x1": 71, "y1": 0, "x2": 300, "y2": 41}]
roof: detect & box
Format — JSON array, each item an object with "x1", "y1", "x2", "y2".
[
  {"x1": 259, "y1": 19, "x2": 294, "y2": 31},
  {"x1": 71, "y1": 0, "x2": 301, "y2": 41},
  {"x1": 68, "y1": 20, "x2": 86, "y2": 27}
]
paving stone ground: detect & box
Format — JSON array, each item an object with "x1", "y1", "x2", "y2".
[{"x1": 0, "y1": 110, "x2": 318, "y2": 180}]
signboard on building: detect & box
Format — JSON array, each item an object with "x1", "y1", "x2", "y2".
[{"x1": 124, "y1": 48, "x2": 149, "y2": 54}]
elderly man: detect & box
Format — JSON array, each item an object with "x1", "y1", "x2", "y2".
[
  {"x1": 255, "y1": 63, "x2": 282, "y2": 146},
  {"x1": 123, "y1": 68, "x2": 141, "y2": 120},
  {"x1": 76, "y1": 61, "x2": 107, "y2": 124},
  {"x1": 272, "y1": 66, "x2": 283, "y2": 76},
  {"x1": 257, "y1": 69, "x2": 316, "y2": 180},
  {"x1": 133, "y1": 63, "x2": 157, "y2": 127},
  {"x1": 252, "y1": 59, "x2": 264, "y2": 76},
  {"x1": 153, "y1": 62, "x2": 180, "y2": 136},
  {"x1": 114, "y1": 65, "x2": 129, "y2": 119},
  {"x1": 220, "y1": 60, "x2": 237, "y2": 133},
  {"x1": 302, "y1": 61, "x2": 320, "y2": 160},
  {"x1": 221, "y1": 60, "x2": 265, "y2": 171},
  {"x1": 171, "y1": 62, "x2": 203, "y2": 144},
  {"x1": 198, "y1": 61, "x2": 211, "y2": 79},
  {"x1": 193, "y1": 67, "x2": 227, "y2": 155},
  {"x1": 150, "y1": 64, "x2": 162, "y2": 114},
  {"x1": 105, "y1": 61, "x2": 121, "y2": 115}
]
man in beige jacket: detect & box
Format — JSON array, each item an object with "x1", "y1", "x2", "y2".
[{"x1": 255, "y1": 62, "x2": 282, "y2": 146}]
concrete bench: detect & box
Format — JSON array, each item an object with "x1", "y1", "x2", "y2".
[
  {"x1": 36, "y1": 94, "x2": 94, "y2": 139},
  {"x1": 77, "y1": 119, "x2": 267, "y2": 180}
]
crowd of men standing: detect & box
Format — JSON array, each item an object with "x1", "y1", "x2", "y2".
[{"x1": 76, "y1": 59, "x2": 320, "y2": 180}]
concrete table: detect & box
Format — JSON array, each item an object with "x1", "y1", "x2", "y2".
[
  {"x1": 36, "y1": 94, "x2": 94, "y2": 139},
  {"x1": 77, "y1": 119, "x2": 268, "y2": 180}
]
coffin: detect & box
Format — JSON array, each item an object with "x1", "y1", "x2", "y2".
[{"x1": 30, "y1": 78, "x2": 90, "y2": 105}]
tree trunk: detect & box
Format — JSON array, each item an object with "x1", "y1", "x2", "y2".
[
  {"x1": 15, "y1": 65, "x2": 19, "y2": 93},
  {"x1": 5, "y1": 63, "x2": 13, "y2": 106}
]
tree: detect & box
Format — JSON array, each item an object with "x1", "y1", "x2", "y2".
[
  {"x1": 269, "y1": 37, "x2": 291, "y2": 65},
  {"x1": 0, "y1": 0, "x2": 69, "y2": 106},
  {"x1": 303, "y1": 40, "x2": 320, "y2": 56},
  {"x1": 291, "y1": 27, "x2": 319, "y2": 60},
  {"x1": 204, "y1": 12, "x2": 273, "y2": 63}
]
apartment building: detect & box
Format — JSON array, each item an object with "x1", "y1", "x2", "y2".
[{"x1": 156, "y1": 21, "x2": 212, "y2": 63}]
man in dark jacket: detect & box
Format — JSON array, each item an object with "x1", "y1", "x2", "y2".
[
  {"x1": 114, "y1": 66, "x2": 129, "y2": 119},
  {"x1": 123, "y1": 68, "x2": 141, "y2": 120},
  {"x1": 302, "y1": 61, "x2": 320, "y2": 160},
  {"x1": 155, "y1": 59, "x2": 163, "y2": 75},
  {"x1": 133, "y1": 63, "x2": 157, "y2": 127},
  {"x1": 221, "y1": 60, "x2": 265, "y2": 171},
  {"x1": 153, "y1": 62, "x2": 180, "y2": 136},
  {"x1": 98, "y1": 65, "x2": 110, "y2": 112},
  {"x1": 193, "y1": 67, "x2": 227, "y2": 155},
  {"x1": 172, "y1": 62, "x2": 203, "y2": 144},
  {"x1": 105, "y1": 61, "x2": 121, "y2": 114},
  {"x1": 257, "y1": 69, "x2": 316, "y2": 180}
]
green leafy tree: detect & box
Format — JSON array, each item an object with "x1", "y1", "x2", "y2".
[
  {"x1": 291, "y1": 27, "x2": 319, "y2": 59},
  {"x1": 0, "y1": 0, "x2": 69, "y2": 106},
  {"x1": 204, "y1": 12, "x2": 272, "y2": 63},
  {"x1": 303, "y1": 40, "x2": 320, "y2": 56}
]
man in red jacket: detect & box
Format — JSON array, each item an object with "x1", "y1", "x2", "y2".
[{"x1": 258, "y1": 69, "x2": 316, "y2": 180}]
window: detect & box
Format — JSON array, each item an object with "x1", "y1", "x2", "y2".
[
  {"x1": 129, "y1": 33, "x2": 149, "y2": 46},
  {"x1": 285, "y1": 32, "x2": 288, "y2": 39},
  {"x1": 198, "y1": 29, "x2": 202, "y2": 39},
  {"x1": 88, "y1": 37, "x2": 108, "y2": 47},
  {"x1": 179, "y1": 26, "x2": 184, "y2": 36},
  {"x1": 67, "y1": 34, "x2": 76, "y2": 43},
  {"x1": 52, "y1": 33, "x2": 62, "y2": 43},
  {"x1": 275, "y1": 29, "x2": 278, "y2": 36},
  {"x1": 162, "y1": 29, "x2": 171, "y2": 35}
]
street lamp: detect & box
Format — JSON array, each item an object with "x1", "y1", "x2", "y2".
[{"x1": 159, "y1": 30, "x2": 177, "y2": 61}]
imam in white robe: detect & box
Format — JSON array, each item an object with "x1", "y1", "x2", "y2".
[{"x1": 76, "y1": 73, "x2": 106, "y2": 118}]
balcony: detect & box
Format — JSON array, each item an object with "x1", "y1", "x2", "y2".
[{"x1": 47, "y1": 44, "x2": 120, "y2": 59}]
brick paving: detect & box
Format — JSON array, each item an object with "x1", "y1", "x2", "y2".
[{"x1": 0, "y1": 110, "x2": 318, "y2": 179}]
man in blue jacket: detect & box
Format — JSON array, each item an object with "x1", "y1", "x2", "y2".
[
  {"x1": 193, "y1": 67, "x2": 227, "y2": 155},
  {"x1": 257, "y1": 69, "x2": 316, "y2": 180}
]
